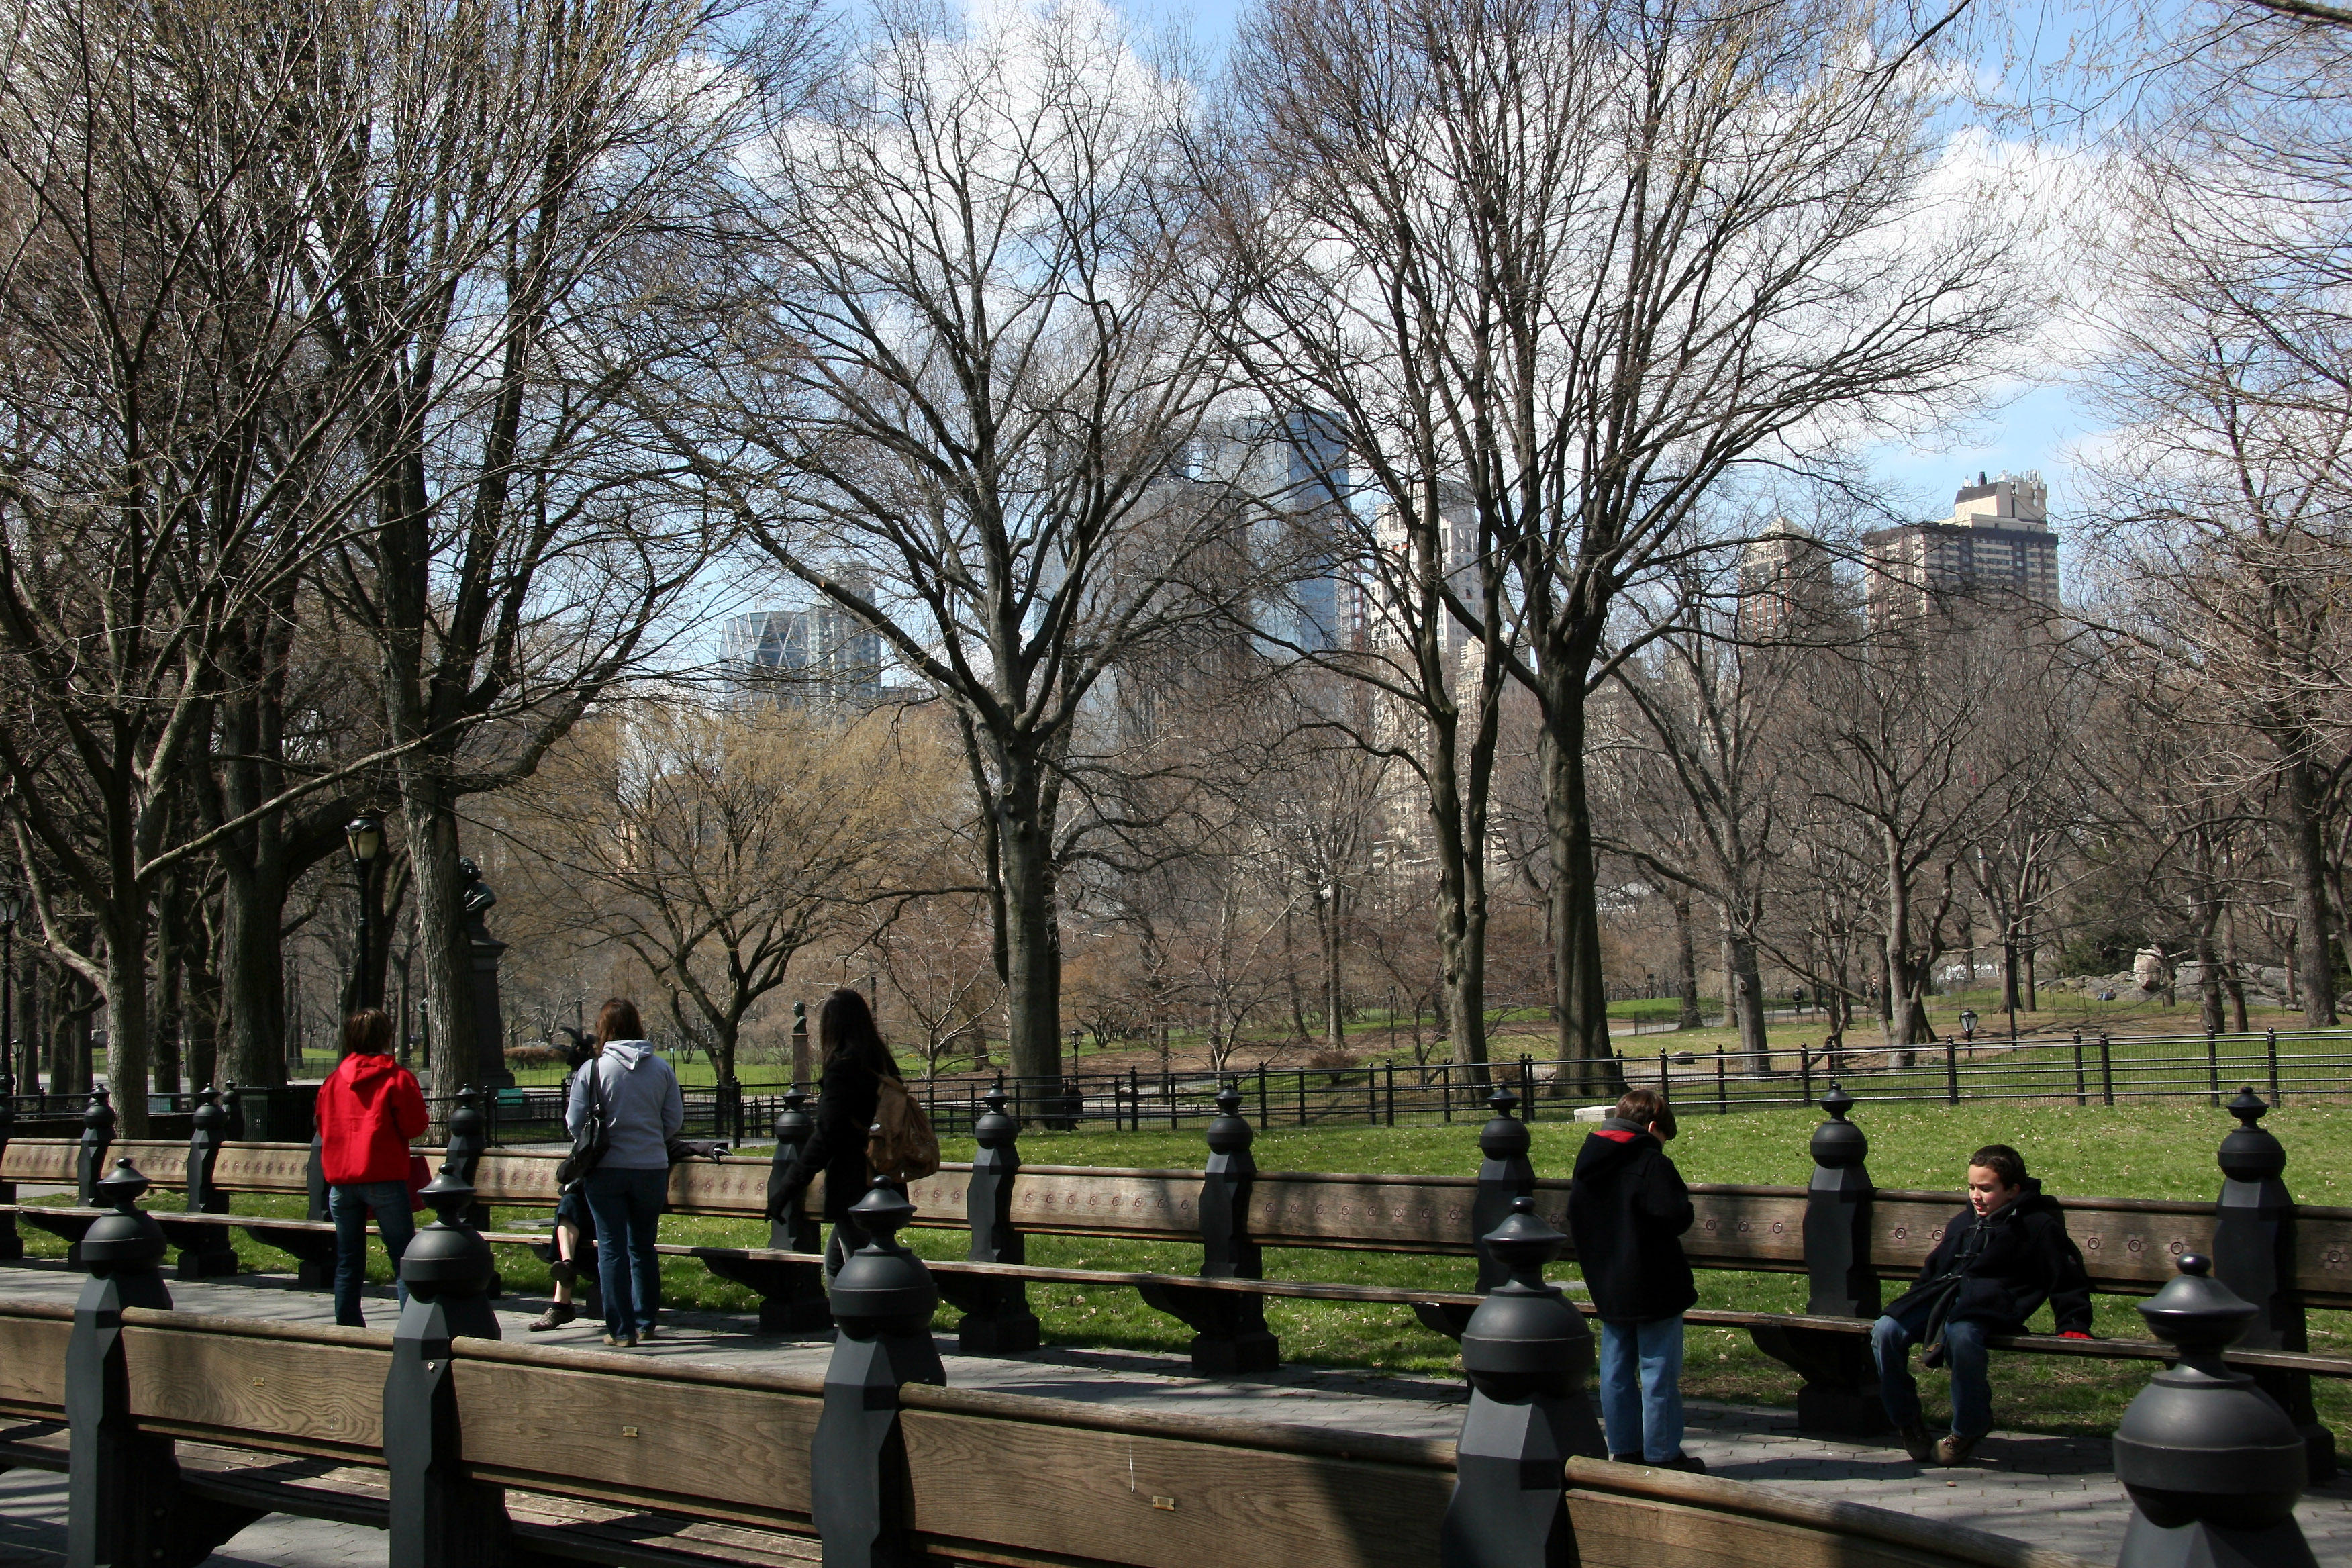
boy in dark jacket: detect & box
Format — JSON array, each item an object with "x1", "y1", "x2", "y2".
[
  {"x1": 1873, "y1": 1144, "x2": 2093, "y2": 1466},
  {"x1": 1567, "y1": 1088, "x2": 1703, "y2": 1471}
]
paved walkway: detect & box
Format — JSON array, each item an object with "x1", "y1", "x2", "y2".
[{"x1": 0, "y1": 1259, "x2": 2346, "y2": 1565}]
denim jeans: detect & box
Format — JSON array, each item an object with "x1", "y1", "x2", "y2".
[
  {"x1": 329, "y1": 1181, "x2": 415, "y2": 1328},
  {"x1": 1872, "y1": 1300, "x2": 1992, "y2": 1439},
  {"x1": 585, "y1": 1166, "x2": 669, "y2": 1338},
  {"x1": 1598, "y1": 1316, "x2": 1685, "y2": 1463},
  {"x1": 823, "y1": 1216, "x2": 871, "y2": 1287}
]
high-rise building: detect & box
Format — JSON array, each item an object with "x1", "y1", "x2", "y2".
[
  {"x1": 1736, "y1": 517, "x2": 1839, "y2": 642},
  {"x1": 1185, "y1": 411, "x2": 1351, "y2": 653},
  {"x1": 1862, "y1": 472, "x2": 2060, "y2": 628},
  {"x1": 718, "y1": 593, "x2": 883, "y2": 709}
]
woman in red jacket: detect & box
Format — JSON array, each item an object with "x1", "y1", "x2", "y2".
[{"x1": 317, "y1": 1010, "x2": 430, "y2": 1326}]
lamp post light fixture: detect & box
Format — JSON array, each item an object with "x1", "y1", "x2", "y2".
[
  {"x1": 0, "y1": 889, "x2": 18, "y2": 1101},
  {"x1": 346, "y1": 816, "x2": 385, "y2": 1011},
  {"x1": 1959, "y1": 1007, "x2": 1978, "y2": 1045}
]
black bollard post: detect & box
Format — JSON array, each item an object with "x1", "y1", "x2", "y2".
[
  {"x1": 75, "y1": 1088, "x2": 115, "y2": 1205},
  {"x1": 0, "y1": 1067, "x2": 17, "y2": 1262},
  {"x1": 705, "y1": 1091, "x2": 832, "y2": 1330},
  {"x1": 2114, "y1": 1255, "x2": 2318, "y2": 1568},
  {"x1": 1473, "y1": 1089, "x2": 1537, "y2": 1291},
  {"x1": 176, "y1": 1089, "x2": 239, "y2": 1279},
  {"x1": 65, "y1": 1159, "x2": 265, "y2": 1568},
  {"x1": 1439, "y1": 1196, "x2": 1604, "y2": 1568},
  {"x1": 2210, "y1": 1088, "x2": 2335, "y2": 1481},
  {"x1": 812, "y1": 1178, "x2": 947, "y2": 1568},
  {"x1": 1138, "y1": 1083, "x2": 1279, "y2": 1375},
  {"x1": 1749, "y1": 1083, "x2": 1890, "y2": 1436},
  {"x1": 947, "y1": 1084, "x2": 1040, "y2": 1354},
  {"x1": 440, "y1": 1089, "x2": 501, "y2": 1298},
  {"x1": 385, "y1": 1167, "x2": 509, "y2": 1568}
]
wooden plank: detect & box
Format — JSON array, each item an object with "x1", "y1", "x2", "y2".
[
  {"x1": 0, "y1": 1313, "x2": 70, "y2": 1412},
  {"x1": 121, "y1": 1322, "x2": 387, "y2": 1452},
  {"x1": 1683, "y1": 1193, "x2": 1810, "y2": 1269},
  {"x1": 451, "y1": 1355, "x2": 818, "y2": 1520},
  {"x1": 211, "y1": 1142, "x2": 320, "y2": 1194},
  {"x1": 1249, "y1": 1177, "x2": 1485, "y2": 1252},
  {"x1": 0, "y1": 1140, "x2": 77, "y2": 1184},
  {"x1": 899, "y1": 1406, "x2": 1449, "y2": 1568},
  {"x1": 1567, "y1": 1488, "x2": 2012, "y2": 1568},
  {"x1": 998, "y1": 1171, "x2": 1199, "y2": 1238}
]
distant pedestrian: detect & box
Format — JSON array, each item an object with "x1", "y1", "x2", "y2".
[
  {"x1": 768, "y1": 987, "x2": 903, "y2": 1282},
  {"x1": 565, "y1": 998, "x2": 684, "y2": 1348},
  {"x1": 1567, "y1": 1087, "x2": 1704, "y2": 1473},
  {"x1": 1873, "y1": 1144, "x2": 2092, "y2": 1466},
  {"x1": 317, "y1": 1010, "x2": 429, "y2": 1328}
]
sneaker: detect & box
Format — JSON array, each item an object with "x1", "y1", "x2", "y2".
[
  {"x1": 526, "y1": 1304, "x2": 577, "y2": 1332},
  {"x1": 1655, "y1": 1453, "x2": 1708, "y2": 1475},
  {"x1": 1932, "y1": 1432, "x2": 1981, "y2": 1467},
  {"x1": 1898, "y1": 1422, "x2": 1937, "y2": 1463},
  {"x1": 1609, "y1": 1453, "x2": 1642, "y2": 1463},
  {"x1": 602, "y1": 1332, "x2": 637, "y2": 1349},
  {"x1": 637, "y1": 1322, "x2": 658, "y2": 1341}
]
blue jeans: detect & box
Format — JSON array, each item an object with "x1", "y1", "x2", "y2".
[
  {"x1": 584, "y1": 1166, "x2": 668, "y2": 1338},
  {"x1": 1873, "y1": 1300, "x2": 1991, "y2": 1439},
  {"x1": 1599, "y1": 1316, "x2": 1685, "y2": 1463},
  {"x1": 329, "y1": 1181, "x2": 415, "y2": 1328}
]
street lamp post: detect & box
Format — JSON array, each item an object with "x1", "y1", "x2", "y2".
[
  {"x1": 0, "y1": 890, "x2": 18, "y2": 1102},
  {"x1": 346, "y1": 816, "x2": 384, "y2": 1012}
]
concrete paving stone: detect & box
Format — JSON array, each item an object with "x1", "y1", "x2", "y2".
[{"x1": 1, "y1": 1259, "x2": 2348, "y2": 1565}]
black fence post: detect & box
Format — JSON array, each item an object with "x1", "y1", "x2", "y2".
[
  {"x1": 0, "y1": 1073, "x2": 15, "y2": 1262},
  {"x1": 1438, "y1": 1197, "x2": 1603, "y2": 1568},
  {"x1": 946, "y1": 1085, "x2": 1040, "y2": 1354},
  {"x1": 2268, "y1": 1028, "x2": 2282, "y2": 1106},
  {"x1": 385, "y1": 1168, "x2": 509, "y2": 1568},
  {"x1": 714, "y1": 1089, "x2": 829, "y2": 1332},
  {"x1": 75, "y1": 1088, "x2": 115, "y2": 1204},
  {"x1": 811, "y1": 1179, "x2": 946, "y2": 1568},
  {"x1": 1137, "y1": 1084, "x2": 1278, "y2": 1375},
  {"x1": 1385, "y1": 1059, "x2": 1396, "y2": 1126},
  {"x1": 66, "y1": 1159, "x2": 263, "y2": 1568},
  {"x1": 1715, "y1": 1046, "x2": 1727, "y2": 1114},
  {"x1": 1257, "y1": 1064, "x2": 1269, "y2": 1130},
  {"x1": 2207, "y1": 1029, "x2": 2221, "y2": 1108},
  {"x1": 2100, "y1": 1032, "x2": 2116, "y2": 1106},
  {"x1": 1943, "y1": 1035, "x2": 1959, "y2": 1106},
  {"x1": 2073, "y1": 1030, "x2": 2087, "y2": 1106},
  {"x1": 2210, "y1": 1088, "x2": 2335, "y2": 1481},
  {"x1": 1472, "y1": 1089, "x2": 1536, "y2": 1293},
  {"x1": 2113, "y1": 1256, "x2": 2317, "y2": 1568},
  {"x1": 177, "y1": 1089, "x2": 238, "y2": 1278},
  {"x1": 1657, "y1": 1049, "x2": 1669, "y2": 1097},
  {"x1": 1749, "y1": 1085, "x2": 1888, "y2": 1437},
  {"x1": 1296, "y1": 1067, "x2": 1307, "y2": 1126}
]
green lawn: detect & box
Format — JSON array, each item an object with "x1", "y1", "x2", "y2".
[{"x1": 17, "y1": 1099, "x2": 2347, "y2": 1439}]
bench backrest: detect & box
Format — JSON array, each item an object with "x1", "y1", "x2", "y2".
[
  {"x1": 10, "y1": 1136, "x2": 2349, "y2": 1307},
  {"x1": 0, "y1": 1298, "x2": 2098, "y2": 1568}
]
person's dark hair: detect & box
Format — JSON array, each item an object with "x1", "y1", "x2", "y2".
[
  {"x1": 820, "y1": 987, "x2": 899, "y2": 1079},
  {"x1": 342, "y1": 1010, "x2": 395, "y2": 1057},
  {"x1": 1612, "y1": 1086, "x2": 1677, "y2": 1140},
  {"x1": 1969, "y1": 1144, "x2": 2028, "y2": 1189},
  {"x1": 595, "y1": 997, "x2": 644, "y2": 1048}
]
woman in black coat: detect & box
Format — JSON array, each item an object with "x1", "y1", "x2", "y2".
[
  {"x1": 771, "y1": 987, "x2": 903, "y2": 1280},
  {"x1": 1567, "y1": 1087, "x2": 1702, "y2": 1472}
]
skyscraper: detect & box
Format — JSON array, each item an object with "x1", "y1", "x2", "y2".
[
  {"x1": 1735, "y1": 517, "x2": 1839, "y2": 642},
  {"x1": 1862, "y1": 472, "x2": 2060, "y2": 628},
  {"x1": 718, "y1": 592, "x2": 883, "y2": 709}
]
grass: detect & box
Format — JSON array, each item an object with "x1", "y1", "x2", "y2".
[{"x1": 17, "y1": 1100, "x2": 2349, "y2": 1439}]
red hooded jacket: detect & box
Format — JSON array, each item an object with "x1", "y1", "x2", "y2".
[{"x1": 318, "y1": 1052, "x2": 430, "y2": 1185}]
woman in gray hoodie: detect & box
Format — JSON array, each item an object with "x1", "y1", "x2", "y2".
[{"x1": 565, "y1": 997, "x2": 684, "y2": 1346}]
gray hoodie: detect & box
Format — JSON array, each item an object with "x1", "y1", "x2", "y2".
[{"x1": 565, "y1": 1040, "x2": 685, "y2": 1171}]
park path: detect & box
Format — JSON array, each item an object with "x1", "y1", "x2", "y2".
[{"x1": 0, "y1": 1260, "x2": 2346, "y2": 1566}]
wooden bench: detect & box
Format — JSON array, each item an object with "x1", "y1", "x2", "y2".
[
  {"x1": 4, "y1": 1086, "x2": 2344, "y2": 1457},
  {"x1": 0, "y1": 1291, "x2": 2106, "y2": 1568}
]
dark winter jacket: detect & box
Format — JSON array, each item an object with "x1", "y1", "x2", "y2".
[
  {"x1": 775, "y1": 1057, "x2": 900, "y2": 1222},
  {"x1": 1567, "y1": 1118, "x2": 1698, "y2": 1323},
  {"x1": 1885, "y1": 1179, "x2": 2093, "y2": 1335}
]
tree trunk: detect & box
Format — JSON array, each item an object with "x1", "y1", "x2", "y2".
[
  {"x1": 402, "y1": 773, "x2": 480, "y2": 1116},
  {"x1": 994, "y1": 754, "x2": 1063, "y2": 1083},
  {"x1": 1721, "y1": 910, "x2": 1769, "y2": 1068},
  {"x1": 153, "y1": 885, "x2": 183, "y2": 1097},
  {"x1": 1672, "y1": 891, "x2": 1702, "y2": 1030},
  {"x1": 219, "y1": 855, "x2": 290, "y2": 1087},
  {"x1": 1542, "y1": 714, "x2": 1620, "y2": 1100},
  {"x1": 1321, "y1": 893, "x2": 1345, "y2": 1053},
  {"x1": 2196, "y1": 920, "x2": 2226, "y2": 1036},
  {"x1": 103, "y1": 923, "x2": 150, "y2": 1134},
  {"x1": 1882, "y1": 829, "x2": 1916, "y2": 1064},
  {"x1": 2285, "y1": 760, "x2": 2339, "y2": 1026}
]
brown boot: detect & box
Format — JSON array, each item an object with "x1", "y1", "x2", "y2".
[
  {"x1": 1898, "y1": 1423, "x2": 1936, "y2": 1463},
  {"x1": 1932, "y1": 1432, "x2": 1981, "y2": 1467},
  {"x1": 526, "y1": 1303, "x2": 577, "y2": 1332}
]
